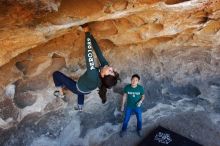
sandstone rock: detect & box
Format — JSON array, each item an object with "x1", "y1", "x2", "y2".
[
  {"x1": 0, "y1": 62, "x2": 22, "y2": 100},
  {"x1": 14, "y1": 55, "x2": 65, "y2": 93},
  {"x1": 90, "y1": 20, "x2": 118, "y2": 37},
  {"x1": 1, "y1": 0, "x2": 219, "y2": 67},
  {"x1": 112, "y1": 0, "x2": 128, "y2": 11},
  {"x1": 15, "y1": 56, "x2": 52, "y2": 78}
]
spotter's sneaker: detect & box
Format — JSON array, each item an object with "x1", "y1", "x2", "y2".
[
  {"x1": 74, "y1": 105, "x2": 83, "y2": 112},
  {"x1": 119, "y1": 131, "x2": 126, "y2": 138},
  {"x1": 137, "y1": 130, "x2": 142, "y2": 137}
]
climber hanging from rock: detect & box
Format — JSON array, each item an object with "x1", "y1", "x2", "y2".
[{"x1": 52, "y1": 24, "x2": 120, "y2": 111}]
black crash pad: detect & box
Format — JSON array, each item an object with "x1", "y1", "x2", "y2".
[{"x1": 138, "y1": 126, "x2": 202, "y2": 146}]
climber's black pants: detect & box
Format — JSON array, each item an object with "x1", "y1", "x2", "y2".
[{"x1": 53, "y1": 71, "x2": 89, "y2": 105}]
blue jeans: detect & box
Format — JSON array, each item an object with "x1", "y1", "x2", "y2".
[
  {"x1": 52, "y1": 71, "x2": 89, "y2": 105},
  {"x1": 122, "y1": 107, "x2": 142, "y2": 131}
]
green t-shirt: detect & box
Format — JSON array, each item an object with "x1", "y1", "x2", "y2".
[
  {"x1": 77, "y1": 32, "x2": 109, "y2": 93},
  {"x1": 124, "y1": 84, "x2": 144, "y2": 108}
]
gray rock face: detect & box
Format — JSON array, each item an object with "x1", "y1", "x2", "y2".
[
  {"x1": 1, "y1": 90, "x2": 220, "y2": 146},
  {"x1": 0, "y1": 98, "x2": 18, "y2": 120},
  {"x1": 14, "y1": 91, "x2": 37, "y2": 108}
]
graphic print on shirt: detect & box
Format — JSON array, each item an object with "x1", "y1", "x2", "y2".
[
  {"x1": 127, "y1": 91, "x2": 141, "y2": 97},
  {"x1": 86, "y1": 38, "x2": 95, "y2": 70}
]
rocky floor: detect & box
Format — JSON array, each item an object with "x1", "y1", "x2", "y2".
[{"x1": 1, "y1": 80, "x2": 220, "y2": 146}]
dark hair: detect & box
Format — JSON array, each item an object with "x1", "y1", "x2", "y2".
[
  {"x1": 131, "y1": 74, "x2": 140, "y2": 80},
  {"x1": 98, "y1": 71, "x2": 120, "y2": 104}
]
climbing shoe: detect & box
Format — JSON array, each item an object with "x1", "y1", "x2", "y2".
[{"x1": 53, "y1": 90, "x2": 66, "y2": 101}]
